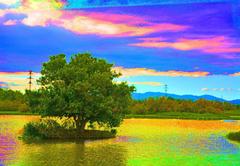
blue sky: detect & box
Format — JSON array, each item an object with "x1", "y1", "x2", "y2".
[{"x1": 0, "y1": 0, "x2": 240, "y2": 100}]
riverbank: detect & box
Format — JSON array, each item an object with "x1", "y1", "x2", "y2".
[
  {"x1": 126, "y1": 111, "x2": 240, "y2": 120},
  {"x1": 0, "y1": 111, "x2": 37, "y2": 115},
  {"x1": 1, "y1": 111, "x2": 240, "y2": 120}
]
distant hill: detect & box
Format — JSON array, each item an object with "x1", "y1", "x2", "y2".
[
  {"x1": 132, "y1": 92, "x2": 239, "y2": 104},
  {"x1": 230, "y1": 99, "x2": 240, "y2": 105}
]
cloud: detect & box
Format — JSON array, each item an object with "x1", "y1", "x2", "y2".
[
  {"x1": 113, "y1": 67, "x2": 209, "y2": 77},
  {"x1": 3, "y1": 19, "x2": 17, "y2": 25},
  {"x1": 201, "y1": 88, "x2": 236, "y2": 92},
  {"x1": 0, "y1": 0, "x2": 188, "y2": 37},
  {"x1": 0, "y1": 82, "x2": 8, "y2": 88},
  {"x1": 58, "y1": 19, "x2": 188, "y2": 37},
  {"x1": 76, "y1": 10, "x2": 148, "y2": 26},
  {"x1": 0, "y1": 67, "x2": 209, "y2": 91},
  {"x1": 0, "y1": 0, "x2": 19, "y2": 6},
  {"x1": 201, "y1": 88, "x2": 209, "y2": 91},
  {"x1": 115, "y1": 80, "x2": 163, "y2": 86},
  {"x1": 128, "y1": 81, "x2": 163, "y2": 86},
  {"x1": 229, "y1": 72, "x2": 240, "y2": 76},
  {"x1": 0, "y1": 71, "x2": 40, "y2": 91},
  {"x1": 0, "y1": 70, "x2": 163, "y2": 90},
  {"x1": 138, "y1": 37, "x2": 167, "y2": 42},
  {"x1": 130, "y1": 36, "x2": 240, "y2": 55}
]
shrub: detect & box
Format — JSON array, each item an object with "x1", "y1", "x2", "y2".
[
  {"x1": 18, "y1": 103, "x2": 29, "y2": 112},
  {"x1": 21, "y1": 118, "x2": 117, "y2": 141},
  {"x1": 40, "y1": 119, "x2": 62, "y2": 129},
  {"x1": 227, "y1": 131, "x2": 240, "y2": 142},
  {"x1": 22, "y1": 122, "x2": 46, "y2": 141},
  {"x1": 111, "y1": 129, "x2": 117, "y2": 135}
]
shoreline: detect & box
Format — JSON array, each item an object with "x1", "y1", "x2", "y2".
[
  {"x1": 1, "y1": 111, "x2": 240, "y2": 120},
  {"x1": 126, "y1": 112, "x2": 240, "y2": 120},
  {"x1": 0, "y1": 111, "x2": 38, "y2": 115}
]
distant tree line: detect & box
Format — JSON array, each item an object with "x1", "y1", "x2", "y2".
[
  {"x1": 0, "y1": 88, "x2": 239, "y2": 114},
  {"x1": 129, "y1": 97, "x2": 238, "y2": 114},
  {"x1": 0, "y1": 88, "x2": 28, "y2": 112}
]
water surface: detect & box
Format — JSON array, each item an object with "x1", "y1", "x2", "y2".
[{"x1": 0, "y1": 116, "x2": 240, "y2": 166}]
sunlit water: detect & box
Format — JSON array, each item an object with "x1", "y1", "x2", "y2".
[{"x1": 0, "y1": 116, "x2": 240, "y2": 166}]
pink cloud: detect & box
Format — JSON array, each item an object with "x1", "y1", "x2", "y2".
[
  {"x1": 138, "y1": 37, "x2": 167, "y2": 42},
  {"x1": 229, "y1": 72, "x2": 240, "y2": 76},
  {"x1": 56, "y1": 16, "x2": 188, "y2": 37},
  {"x1": 130, "y1": 36, "x2": 240, "y2": 55},
  {"x1": 130, "y1": 36, "x2": 224, "y2": 50},
  {"x1": 3, "y1": 19, "x2": 17, "y2": 26},
  {"x1": 128, "y1": 81, "x2": 163, "y2": 86},
  {"x1": 113, "y1": 67, "x2": 209, "y2": 77},
  {"x1": 0, "y1": 71, "x2": 40, "y2": 91},
  {"x1": 75, "y1": 11, "x2": 149, "y2": 26},
  {"x1": 149, "y1": 24, "x2": 188, "y2": 33},
  {"x1": 0, "y1": 0, "x2": 188, "y2": 37},
  {"x1": 115, "y1": 80, "x2": 163, "y2": 86},
  {"x1": 0, "y1": 82, "x2": 8, "y2": 87},
  {"x1": 0, "y1": 71, "x2": 40, "y2": 76},
  {"x1": 206, "y1": 47, "x2": 240, "y2": 54}
]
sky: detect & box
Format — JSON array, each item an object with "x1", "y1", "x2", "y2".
[{"x1": 0, "y1": 0, "x2": 240, "y2": 100}]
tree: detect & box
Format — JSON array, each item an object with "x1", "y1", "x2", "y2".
[
  {"x1": 26, "y1": 53, "x2": 135, "y2": 134},
  {"x1": 0, "y1": 89, "x2": 28, "y2": 112}
]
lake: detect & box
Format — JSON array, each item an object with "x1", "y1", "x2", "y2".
[{"x1": 0, "y1": 116, "x2": 240, "y2": 166}]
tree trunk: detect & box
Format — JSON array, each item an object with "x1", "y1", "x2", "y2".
[
  {"x1": 79, "y1": 120, "x2": 87, "y2": 133},
  {"x1": 74, "y1": 116, "x2": 87, "y2": 135}
]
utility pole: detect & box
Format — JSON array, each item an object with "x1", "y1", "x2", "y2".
[
  {"x1": 28, "y1": 70, "x2": 33, "y2": 91},
  {"x1": 164, "y1": 84, "x2": 168, "y2": 97}
]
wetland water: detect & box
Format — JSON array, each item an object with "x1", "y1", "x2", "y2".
[{"x1": 0, "y1": 116, "x2": 240, "y2": 166}]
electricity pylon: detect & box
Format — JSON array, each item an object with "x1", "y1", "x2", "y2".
[
  {"x1": 28, "y1": 70, "x2": 33, "y2": 91},
  {"x1": 164, "y1": 84, "x2": 168, "y2": 97}
]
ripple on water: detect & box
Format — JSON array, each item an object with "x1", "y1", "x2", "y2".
[
  {"x1": 0, "y1": 117, "x2": 240, "y2": 166},
  {"x1": 0, "y1": 134, "x2": 17, "y2": 165}
]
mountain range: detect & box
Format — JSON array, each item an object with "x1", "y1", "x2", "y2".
[{"x1": 132, "y1": 92, "x2": 240, "y2": 104}]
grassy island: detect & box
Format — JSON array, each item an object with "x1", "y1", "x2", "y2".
[
  {"x1": 21, "y1": 119, "x2": 116, "y2": 141},
  {"x1": 227, "y1": 131, "x2": 240, "y2": 142}
]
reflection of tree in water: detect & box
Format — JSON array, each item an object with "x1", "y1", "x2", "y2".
[
  {"x1": 17, "y1": 140, "x2": 127, "y2": 166},
  {"x1": 0, "y1": 134, "x2": 17, "y2": 165}
]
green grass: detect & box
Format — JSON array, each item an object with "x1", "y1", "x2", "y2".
[
  {"x1": 126, "y1": 111, "x2": 240, "y2": 120},
  {"x1": 0, "y1": 111, "x2": 37, "y2": 115},
  {"x1": 1, "y1": 110, "x2": 240, "y2": 120}
]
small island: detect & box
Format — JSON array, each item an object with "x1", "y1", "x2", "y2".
[
  {"x1": 22, "y1": 53, "x2": 135, "y2": 141},
  {"x1": 227, "y1": 131, "x2": 240, "y2": 142}
]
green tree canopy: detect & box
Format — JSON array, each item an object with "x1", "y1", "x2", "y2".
[
  {"x1": 0, "y1": 88, "x2": 28, "y2": 112},
  {"x1": 26, "y1": 53, "x2": 135, "y2": 133},
  {"x1": 0, "y1": 88, "x2": 24, "y2": 101}
]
